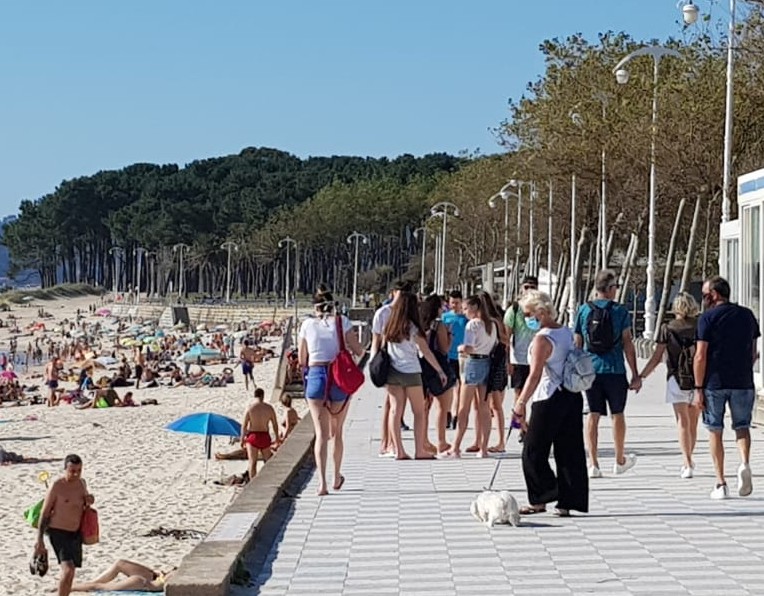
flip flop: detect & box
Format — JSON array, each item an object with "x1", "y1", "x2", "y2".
[
  {"x1": 553, "y1": 509, "x2": 571, "y2": 518},
  {"x1": 519, "y1": 505, "x2": 546, "y2": 515},
  {"x1": 333, "y1": 475, "x2": 345, "y2": 491},
  {"x1": 465, "y1": 445, "x2": 480, "y2": 453},
  {"x1": 488, "y1": 446, "x2": 506, "y2": 453}
]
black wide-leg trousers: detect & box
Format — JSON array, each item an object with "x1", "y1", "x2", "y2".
[{"x1": 521, "y1": 388, "x2": 589, "y2": 512}]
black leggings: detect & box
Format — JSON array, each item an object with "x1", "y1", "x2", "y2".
[{"x1": 522, "y1": 388, "x2": 589, "y2": 512}]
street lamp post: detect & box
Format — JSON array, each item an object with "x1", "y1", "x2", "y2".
[
  {"x1": 413, "y1": 227, "x2": 427, "y2": 295},
  {"x1": 278, "y1": 237, "x2": 296, "y2": 309},
  {"x1": 613, "y1": 45, "x2": 682, "y2": 339},
  {"x1": 547, "y1": 180, "x2": 554, "y2": 295},
  {"x1": 567, "y1": 174, "x2": 578, "y2": 328},
  {"x1": 221, "y1": 241, "x2": 239, "y2": 303},
  {"x1": 430, "y1": 202, "x2": 460, "y2": 295},
  {"x1": 346, "y1": 232, "x2": 368, "y2": 308},
  {"x1": 172, "y1": 243, "x2": 190, "y2": 301},
  {"x1": 489, "y1": 182, "x2": 520, "y2": 308}
]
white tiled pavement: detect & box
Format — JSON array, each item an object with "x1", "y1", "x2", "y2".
[{"x1": 233, "y1": 364, "x2": 764, "y2": 595}]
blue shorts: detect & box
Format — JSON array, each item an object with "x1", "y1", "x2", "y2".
[
  {"x1": 305, "y1": 366, "x2": 348, "y2": 402},
  {"x1": 702, "y1": 388, "x2": 756, "y2": 431},
  {"x1": 463, "y1": 357, "x2": 490, "y2": 386}
]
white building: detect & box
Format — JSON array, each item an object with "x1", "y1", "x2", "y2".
[{"x1": 721, "y1": 167, "x2": 764, "y2": 417}]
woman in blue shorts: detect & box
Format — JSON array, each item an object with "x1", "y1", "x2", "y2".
[{"x1": 298, "y1": 293, "x2": 365, "y2": 495}]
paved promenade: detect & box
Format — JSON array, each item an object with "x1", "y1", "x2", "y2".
[{"x1": 233, "y1": 366, "x2": 764, "y2": 595}]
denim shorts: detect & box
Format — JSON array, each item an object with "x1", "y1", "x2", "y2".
[
  {"x1": 463, "y1": 357, "x2": 490, "y2": 386},
  {"x1": 305, "y1": 366, "x2": 348, "y2": 402},
  {"x1": 702, "y1": 388, "x2": 756, "y2": 431}
]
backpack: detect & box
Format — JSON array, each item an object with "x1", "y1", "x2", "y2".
[
  {"x1": 585, "y1": 302, "x2": 616, "y2": 355},
  {"x1": 562, "y1": 347, "x2": 596, "y2": 393},
  {"x1": 667, "y1": 329, "x2": 695, "y2": 391}
]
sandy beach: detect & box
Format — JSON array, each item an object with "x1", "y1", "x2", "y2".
[{"x1": 0, "y1": 294, "x2": 294, "y2": 595}]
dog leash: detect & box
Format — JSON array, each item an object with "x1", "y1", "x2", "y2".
[{"x1": 484, "y1": 424, "x2": 514, "y2": 491}]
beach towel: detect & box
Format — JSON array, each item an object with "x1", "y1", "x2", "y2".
[{"x1": 23, "y1": 499, "x2": 43, "y2": 527}]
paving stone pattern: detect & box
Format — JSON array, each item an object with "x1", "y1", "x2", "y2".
[{"x1": 232, "y1": 366, "x2": 764, "y2": 595}]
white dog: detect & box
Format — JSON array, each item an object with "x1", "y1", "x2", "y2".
[{"x1": 470, "y1": 490, "x2": 521, "y2": 527}]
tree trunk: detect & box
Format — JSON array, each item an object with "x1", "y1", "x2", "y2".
[
  {"x1": 680, "y1": 196, "x2": 702, "y2": 293},
  {"x1": 701, "y1": 192, "x2": 720, "y2": 280},
  {"x1": 656, "y1": 198, "x2": 687, "y2": 329}
]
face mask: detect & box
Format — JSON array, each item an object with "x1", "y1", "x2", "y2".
[{"x1": 524, "y1": 316, "x2": 541, "y2": 331}]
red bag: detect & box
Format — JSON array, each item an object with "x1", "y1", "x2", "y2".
[
  {"x1": 329, "y1": 315, "x2": 364, "y2": 396},
  {"x1": 80, "y1": 508, "x2": 100, "y2": 545}
]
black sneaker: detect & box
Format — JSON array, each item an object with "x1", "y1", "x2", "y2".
[{"x1": 401, "y1": 421, "x2": 411, "y2": 431}]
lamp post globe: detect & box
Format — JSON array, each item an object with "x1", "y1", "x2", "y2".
[
  {"x1": 615, "y1": 69, "x2": 630, "y2": 85},
  {"x1": 682, "y1": 1, "x2": 699, "y2": 25}
]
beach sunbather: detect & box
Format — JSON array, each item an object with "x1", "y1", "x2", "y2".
[{"x1": 66, "y1": 558, "x2": 173, "y2": 593}]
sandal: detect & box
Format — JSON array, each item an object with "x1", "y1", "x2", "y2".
[
  {"x1": 519, "y1": 505, "x2": 546, "y2": 515},
  {"x1": 553, "y1": 508, "x2": 571, "y2": 517},
  {"x1": 333, "y1": 475, "x2": 345, "y2": 491},
  {"x1": 465, "y1": 445, "x2": 480, "y2": 453}
]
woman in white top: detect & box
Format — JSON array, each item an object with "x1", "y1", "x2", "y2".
[
  {"x1": 383, "y1": 292, "x2": 447, "y2": 460},
  {"x1": 298, "y1": 293, "x2": 365, "y2": 496},
  {"x1": 442, "y1": 295, "x2": 497, "y2": 459},
  {"x1": 511, "y1": 290, "x2": 588, "y2": 517}
]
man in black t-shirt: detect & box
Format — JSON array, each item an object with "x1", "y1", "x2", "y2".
[{"x1": 694, "y1": 276, "x2": 761, "y2": 500}]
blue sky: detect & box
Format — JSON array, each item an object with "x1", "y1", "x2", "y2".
[{"x1": 0, "y1": 0, "x2": 685, "y2": 216}]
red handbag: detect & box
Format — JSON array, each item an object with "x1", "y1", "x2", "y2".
[
  {"x1": 80, "y1": 508, "x2": 100, "y2": 545},
  {"x1": 329, "y1": 315, "x2": 365, "y2": 396}
]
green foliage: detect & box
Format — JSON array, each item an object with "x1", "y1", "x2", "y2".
[{"x1": 3, "y1": 147, "x2": 461, "y2": 293}]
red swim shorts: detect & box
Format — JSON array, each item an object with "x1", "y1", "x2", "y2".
[{"x1": 245, "y1": 431, "x2": 272, "y2": 450}]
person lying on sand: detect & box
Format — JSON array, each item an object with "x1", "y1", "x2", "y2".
[{"x1": 63, "y1": 558, "x2": 174, "y2": 593}]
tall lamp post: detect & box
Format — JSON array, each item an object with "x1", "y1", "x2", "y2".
[
  {"x1": 279, "y1": 237, "x2": 296, "y2": 309},
  {"x1": 221, "y1": 241, "x2": 239, "y2": 303},
  {"x1": 172, "y1": 243, "x2": 190, "y2": 301},
  {"x1": 413, "y1": 227, "x2": 427, "y2": 295},
  {"x1": 346, "y1": 232, "x2": 368, "y2": 308},
  {"x1": 613, "y1": 45, "x2": 682, "y2": 339},
  {"x1": 489, "y1": 182, "x2": 520, "y2": 308},
  {"x1": 430, "y1": 202, "x2": 460, "y2": 295}
]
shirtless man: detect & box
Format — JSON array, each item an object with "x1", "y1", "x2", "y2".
[
  {"x1": 240, "y1": 340, "x2": 256, "y2": 391},
  {"x1": 240, "y1": 388, "x2": 278, "y2": 480},
  {"x1": 36, "y1": 454, "x2": 95, "y2": 596},
  {"x1": 45, "y1": 357, "x2": 61, "y2": 407}
]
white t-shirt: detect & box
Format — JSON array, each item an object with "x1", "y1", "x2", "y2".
[
  {"x1": 372, "y1": 304, "x2": 392, "y2": 335},
  {"x1": 298, "y1": 315, "x2": 353, "y2": 364},
  {"x1": 388, "y1": 323, "x2": 422, "y2": 374},
  {"x1": 463, "y1": 319, "x2": 497, "y2": 355}
]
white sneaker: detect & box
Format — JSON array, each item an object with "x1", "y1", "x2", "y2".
[
  {"x1": 737, "y1": 463, "x2": 753, "y2": 497},
  {"x1": 613, "y1": 454, "x2": 637, "y2": 475},
  {"x1": 710, "y1": 483, "x2": 730, "y2": 500},
  {"x1": 588, "y1": 465, "x2": 602, "y2": 479},
  {"x1": 680, "y1": 465, "x2": 694, "y2": 479}
]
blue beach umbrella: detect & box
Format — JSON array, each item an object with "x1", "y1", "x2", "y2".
[{"x1": 166, "y1": 413, "x2": 242, "y2": 481}]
